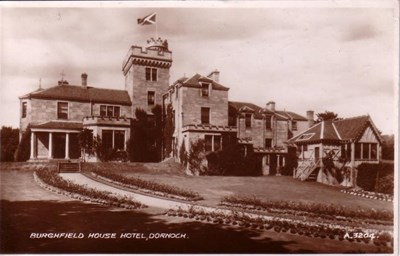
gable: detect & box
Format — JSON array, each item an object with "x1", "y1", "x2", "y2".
[{"x1": 358, "y1": 126, "x2": 379, "y2": 143}]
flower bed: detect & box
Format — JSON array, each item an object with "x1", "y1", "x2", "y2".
[
  {"x1": 34, "y1": 167, "x2": 145, "y2": 209},
  {"x1": 341, "y1": 188, "x2": 393, "y2": 202},
  {"x1": 89, "y1": 169, "x2": 203, "y2": 201},
  {"x1": 164, "y1": 207, "x2": 393, "y2": 251},
  {"x1": 220, "y1": 195, "x2": 393, "y2": 224}
]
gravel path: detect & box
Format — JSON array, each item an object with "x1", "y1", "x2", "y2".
[{"x1": 59, "y1": 173, "x2": 233, "y2": 216}]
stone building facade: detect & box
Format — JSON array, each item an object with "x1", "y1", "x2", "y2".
[{"x1": 20, "y1": 37, "x2": 312, "y2": 170}]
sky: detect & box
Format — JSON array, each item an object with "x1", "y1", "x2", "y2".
[{"x1": 0, "y1": 1, "x2": 398, "y2": 134}]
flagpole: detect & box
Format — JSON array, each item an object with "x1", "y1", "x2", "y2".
[{"x1": 155, "y1": 14, "x2": 158, "y2": 38}]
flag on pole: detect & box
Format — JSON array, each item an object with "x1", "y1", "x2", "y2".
[{"x1": 137, "y1": 12, "x2": 156, "y2": 25}]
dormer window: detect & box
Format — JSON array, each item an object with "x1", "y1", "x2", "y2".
[
  {"x1": 265, "y1": 116, "x2": 272, "y2": 129},
  {"x1": 292, "y1": 121, "x2": 298, "y2": 131},
  {"x1": 245, "y1": 113, "x2": 252, "y2": 128},
  {"x1": 201, "y1": 83, "x2": 210, "y2": 97}
]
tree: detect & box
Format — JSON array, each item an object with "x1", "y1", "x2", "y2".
[
  {"x1": 315, "y1": 111, "x2": 340, "y2": 123},
  {"x1": 78, "y1": 128, "x2": 94, "y2": 162},
  {"x1": 1, "y1": 126, "x2": 19, "y2": 162},
  {"x1": 15, "y1": 127, "x2": 31, "y2": 162},
  {"x1": 179, "y1": 141, "x2": 188, "y2": 167},
  {"x1": 162, "y1": 104, "x2": 174, "y2": 159}
]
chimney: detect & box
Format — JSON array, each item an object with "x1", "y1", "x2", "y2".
[
  {"x1": 266, "y1": 101, "x2": 276, "y2": 112},
  {"x1": 207, "y1": 69, "x2": 220, "y2": 83},
  {"x1": 306, "y1": 110, "x2": 314, "y2": 127},
  {"x1": 81, "y1": 73, "x2": 88, "y2": 88}
]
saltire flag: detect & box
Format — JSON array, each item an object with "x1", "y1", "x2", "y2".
[{"x1": 137, "y1": 12, "x2": 156, "y2": 25}]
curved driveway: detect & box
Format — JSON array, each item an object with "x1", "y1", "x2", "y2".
[{"x1": 60, "y1": 173, "x2": 240, "y2": 216}]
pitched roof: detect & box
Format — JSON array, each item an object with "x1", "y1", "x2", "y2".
[
  {"x1": 20, "y1": 84, "x2": 132, "y2": 106},
  {"x1": 288, "y1": 115, "x2": 382, "y2": 144},
  {"x1": 276, "y1": 110, "x2": 308, "y2": 121},
  {"x1": 228, "y1": 101, "x2": 266, "y2": 119},
  {"x1": 173, "y1": 73, "x2": 230, "y2": 91},
  {"x1": 30, "y1": 121, "x2": 83, "y2": 130}
]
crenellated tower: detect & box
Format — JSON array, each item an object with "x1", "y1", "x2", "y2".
[{"x1": 122, "y1": 38, "x2": 172, "y2": 116}]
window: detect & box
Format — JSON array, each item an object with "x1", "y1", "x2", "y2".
[
  {"x1": 355, "y1": 143, "x2": 362, "y2": 159},
  {"x1": 148, "y1": 91, "x2": 155, "y2": 105},
  {"x1": 264, "y1": 138, "x2": 272, "y2": 148},
  {"x1": 201, "y1": 107, "x2": 210, "y2": 124},
  {"x1": 102, "y1": 130, "x2": 113, "y2": 150},
  {"x1": 114, "y1": 131, "x2": 125, "y2": 150},
  {"x1": 204, "y1": 135, "x2": 221, "y2": 152},
  {"x1": 371, "y1": 143, "x2": 378, "y2": 159},
  {"x1": 302, "y1": 144, "x2": 308, "y2": 152},
  {"x1": 201, "y1": 83, "x2": 209, "y2": 97},
  {"x1": 362, "y1": 143, "x2": 369, "y2": 159},
  {"x1": 145, "y1": 67, "x2": 157, "y2": 81},
  {"x1": 205, "y1": 135, "x2": 213, "y2": 151},
  {"x1": 214, "y1": 136, "x2": 221, "y2": 151},
  {"x1": 245, "y1": 114, "x2": 252, "y2": 128},
  {"x1": 57, "y1": 102, "x2": 68, "y2": 119},
  {"x1": 22, "y1": 102, "x2": 27, "y2": 118},
  {"x1": 292, "y1": 121, "x2": 297, "y2": 131},
  {"x1": 114, "y1": 106, "x2": 120, "y2": 118},
  {"x1": 297, "y1": 133, "x2": 314, "y2": 141},
  {"x1": 100, "y1": 105, "x2": 120, "y2": 117},
  {"x1": 107, "y1": 106, "x2": 114, "y2": 117},
  {"x1": 100, "y1": 105, "x2": 107, "y2": 117},
  {"x1": 265, "y1": 116, "x2": 272, "y2": 129}
]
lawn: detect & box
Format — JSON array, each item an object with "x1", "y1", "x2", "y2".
[
  {"x1": 0, "y1": 163, "x2": 393, "y2": 253},
  {"x1": 84, "y1": 162, "x2": 393, "y2": 212}
]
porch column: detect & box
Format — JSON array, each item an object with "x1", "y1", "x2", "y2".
[
  {"x1": 276, "y1": 155, "x2": 281, "y2": 176},
  {"x1": 30, "y1": 132, "x2": 36, "y2": 160},
  {"x1": 350, "y1": 142, "x2": 355, "y2": 186},
  {"x1": 65, "y1": 133, "x2": 70, "y2": 159},
  {"x1": 319, "y1": 145, "x2": 324, "y2": 168},
  {"x1": 48, "y1": 132, "x2": 53, "y2": 159},
  {"x1": 282, "y1": 156, "x2": 285, "y2": 167}
]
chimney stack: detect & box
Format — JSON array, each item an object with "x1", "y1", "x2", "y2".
[
  {"x1": 81, "y1": 73, "x2": 88, "y2": 88},
  {"x1": 207, "y1": 69, "x2": 220, "y2": 83},
  {"x1": 266, "y1": 101, "x2": 276, "y2": 112},
  {"x1": 306, "y1": 110, "x2": 314, "y2": 127}
]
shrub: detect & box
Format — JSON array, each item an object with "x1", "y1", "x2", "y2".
[
  {"x1": 375, "y1": 174, "x2": 394, "y2": 195},
  {"x1": 207, "y1": 141, "x2": 262, "y2": 176},
  {"x1": 179, "y1": 141, "x2": 188, "y2": 167},
  {"x1": 1, "y1": 126, "x2": 19, "y2": 162},
  {"x1": 187, "y1": 139, "x2": 206, "y2": 175},
  {"x1": 222, "y1": 194, "x2": 393, "y2": 222},
  {"x1": 357, "y1": 163, "x2": 394, "y2": 192},
  {"x1": 15, "y1": 127, "x2": 31, "y2": 161}
]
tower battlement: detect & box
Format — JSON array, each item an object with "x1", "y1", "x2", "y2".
[
  {"x1": 122, "y1": 38, "x2": 172, "y2": 75},
  {"x1": 123, "y1": 38, "x2": 172, "y2": 116}
]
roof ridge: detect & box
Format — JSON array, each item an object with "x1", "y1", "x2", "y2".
[{"x1": 333, "y1": 115, "x2": 369, "y2": 123}]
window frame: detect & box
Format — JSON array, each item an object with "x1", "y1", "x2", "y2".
[
  {"x1": 145, "y1": 67, "x2": 157, "y2": 81},
  {"x1": 57, "y1": 101, "x2": 69, "y2": 120},
  {"x1": 201, "y1": 107, "x2": 210, "y2": 124},
  {"x1": 147, "y1": 91, "x2": 155, "y2": 106},
  {"x1": 292, "y1": 121, "x2": 298, "y2": 131},
  {"x1": 245, "y1": 113, "x2": 252, "y2": 128},
  {"x1": 201, "y1": 83, "x2": 210, "y2": 97},
  {"x1": 265, "y1": 116, "x2": 272, "y2": 129},
  {"x1": 100, "y1": 105, "x2": 121, "y2": 118},
  {"x1": 21, "y1": 102, "x2": 27, "y2": 118}
]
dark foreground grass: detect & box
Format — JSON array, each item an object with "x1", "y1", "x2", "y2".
[{"x1": 0, "y1": 199, "x2": 384, "y2": 254}]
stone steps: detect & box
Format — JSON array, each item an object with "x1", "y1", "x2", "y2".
[{"x1": 58, "y1": 162, "x2": 81, "y2": 173}]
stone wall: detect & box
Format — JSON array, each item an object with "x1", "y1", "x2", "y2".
[
  {"x1": 181, "y1": 87, "x2": 229, "y2": 127},
  {"x1": 275, "y1": 120, "x2": 289, "y2": 147}
]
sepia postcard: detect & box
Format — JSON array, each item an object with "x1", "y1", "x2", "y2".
[{"x1": 0, "y1": 0, "x2": 398, "y2": 254}]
